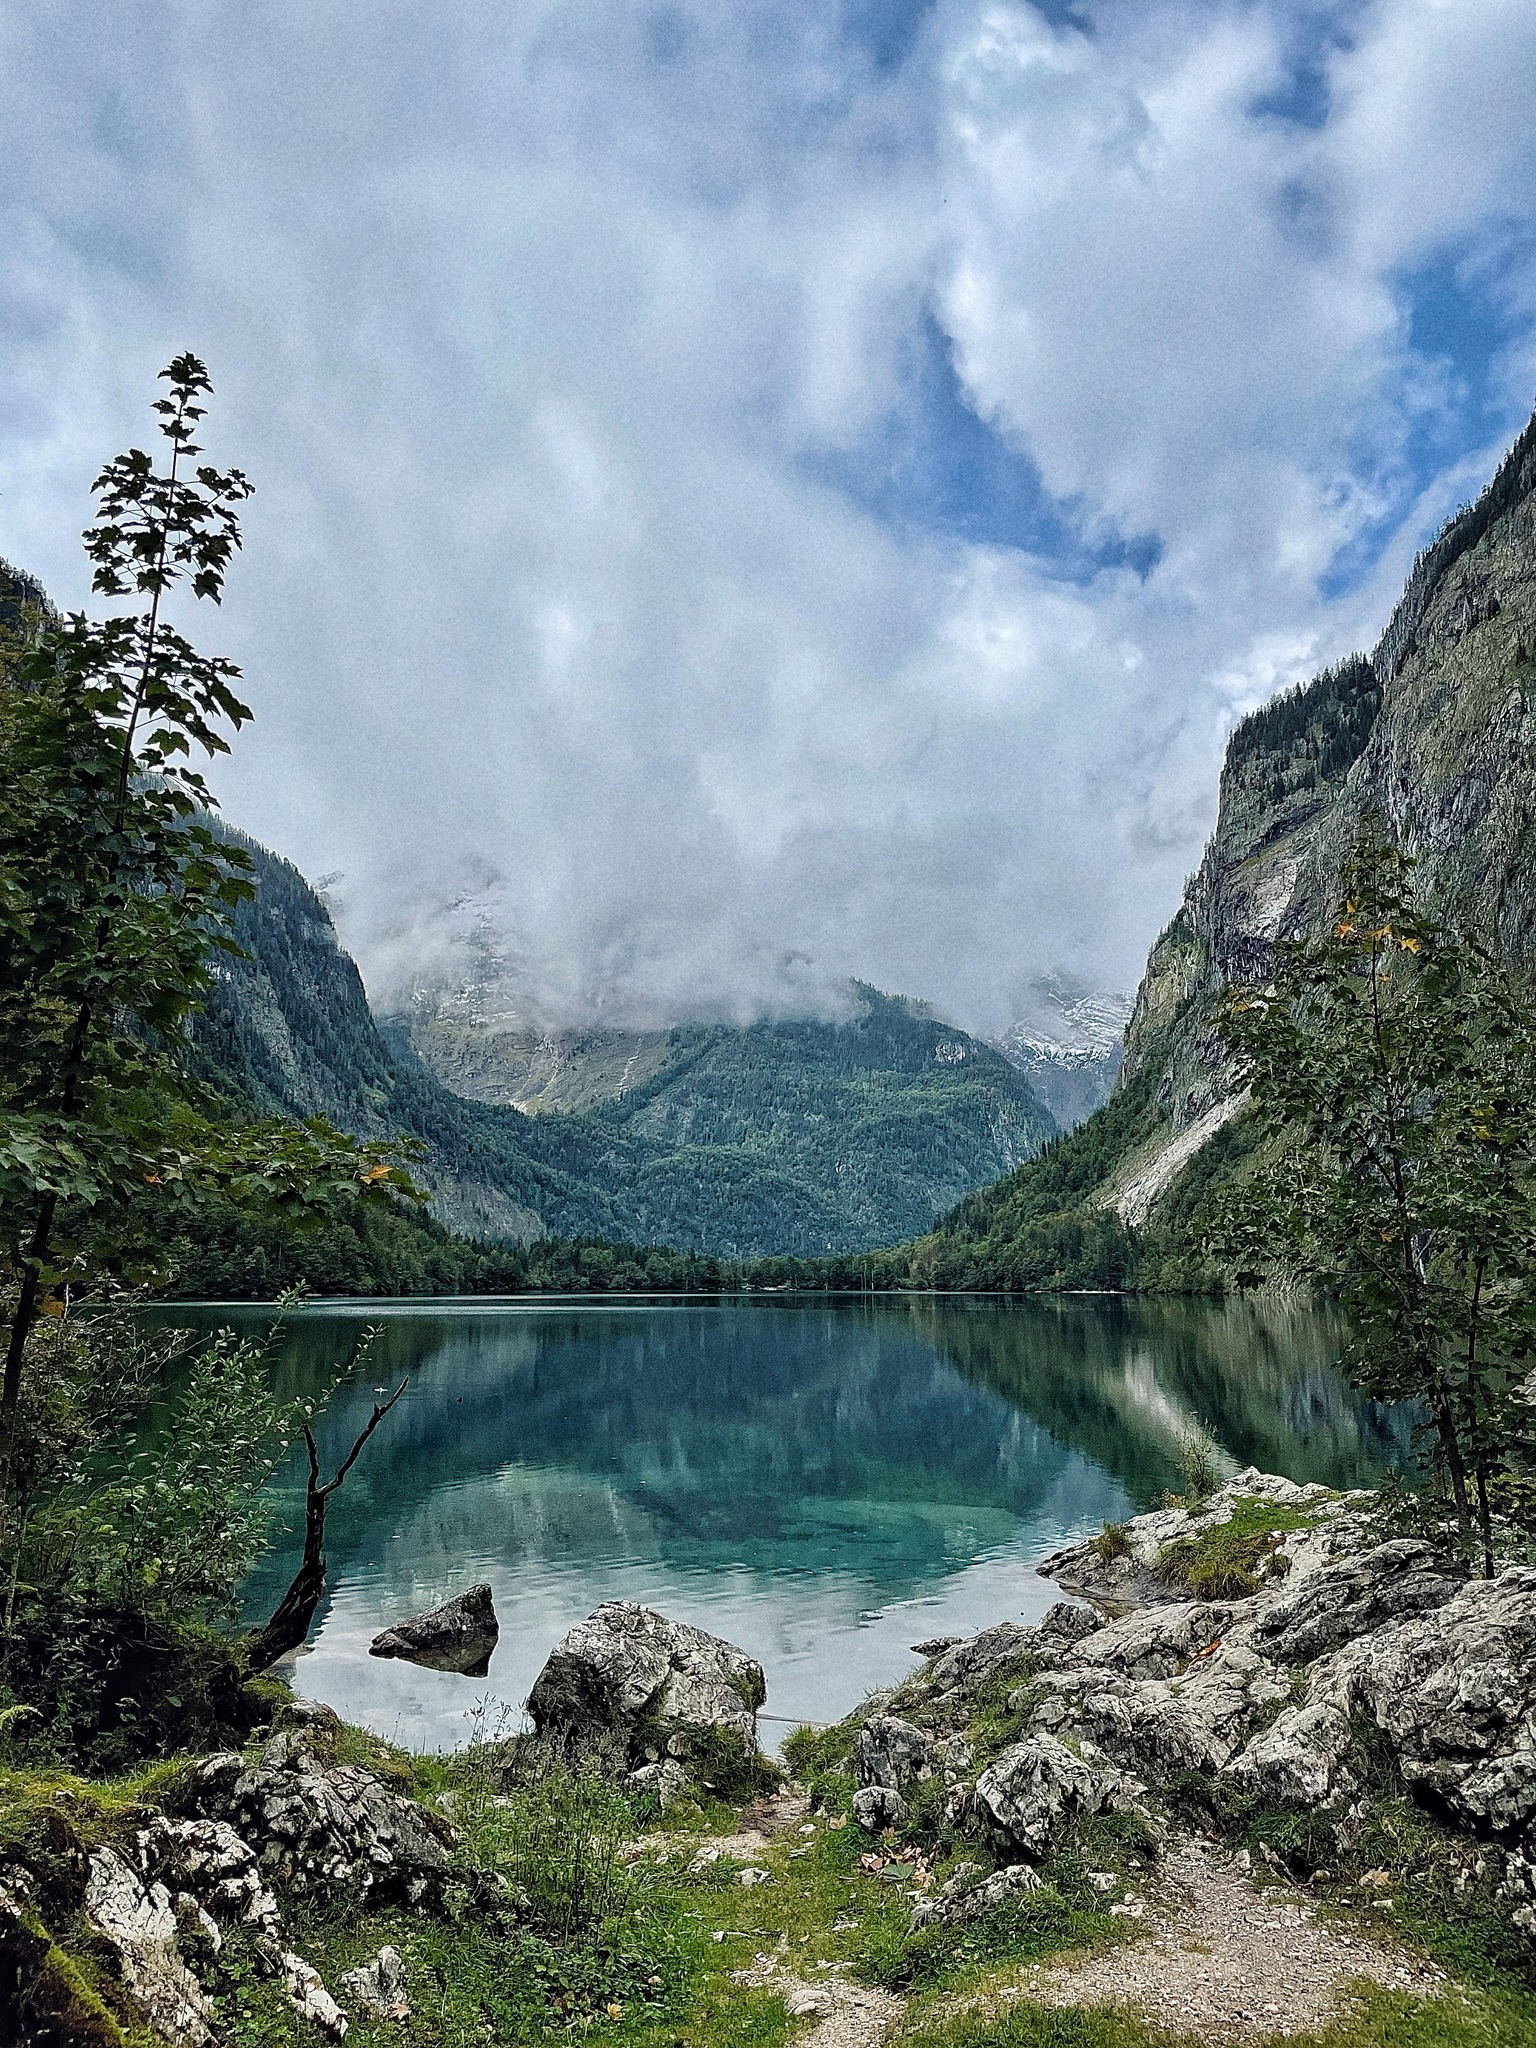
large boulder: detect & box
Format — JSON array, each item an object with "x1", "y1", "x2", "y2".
[
  {"x1": 971, "y1": 1736, "x2": 1139, "y2": 1861},
  {"x1": 526, "y1": 1602, "x2": 766, "y2": 1764},
  {"x1": 180, "y1": 1730, "x2": 452, "y2": 1906},
  {"x1": 369, "y1": 1583, "x2": 500, "y2": 1676}
]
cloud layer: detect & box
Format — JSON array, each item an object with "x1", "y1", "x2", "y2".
[{"x1": 2, "y1": 0, "x2": 1534, "y2": 1032}]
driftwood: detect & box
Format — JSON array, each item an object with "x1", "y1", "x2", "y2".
[{"x1": 247, "y1": 1378, "x2": 407, "y2": 1672}]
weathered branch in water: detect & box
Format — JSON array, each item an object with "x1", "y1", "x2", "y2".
[{"x1": 246, "y1": 1376, "x2": 407, "y2": 1673}]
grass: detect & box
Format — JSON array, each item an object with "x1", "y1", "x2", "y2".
[
  {"x1": 889, "y1": 1982, "x2": 1536, "y2": 2048},
  {"x1": 1157, "y1": 1496, "x2": 1322, "y2": 1598}
]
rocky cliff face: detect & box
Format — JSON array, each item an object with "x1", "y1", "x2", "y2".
[{"x1": 1114, "y1": 405, "x2": 1536, "y2": 1221}]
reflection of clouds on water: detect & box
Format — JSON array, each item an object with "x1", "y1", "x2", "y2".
[
  {"x1": 290, "y1": 1447, "x2": 1126, "y2": 1754},
  {"x1": 166, "y1": 1296, "x2": 1405, "y2": 1756}
]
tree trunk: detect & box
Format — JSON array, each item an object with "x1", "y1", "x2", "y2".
[{"x1": 246, "y1": 1379, "x2": 406, "y2": 1673}]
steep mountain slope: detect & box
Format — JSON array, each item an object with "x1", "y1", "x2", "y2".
[
  {"x1": 188, "y1": 836, "x2": 1056, "y2": 1258},
  {"x1": 919, "y1": 403, "x2": 1536, "y2": 1284}
]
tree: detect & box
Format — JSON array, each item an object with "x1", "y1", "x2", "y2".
[
  {"x1": 0, "y1": 357, "x2": 412, "y2": 1506},
  {"x1": 1210, "y1": 827, "x2": 1536, "y2": 1573}
]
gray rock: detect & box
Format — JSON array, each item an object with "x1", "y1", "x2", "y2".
[
  {"x1": 85, "y1": 1848, "x2": 216, "y2": 2048},
  {"x1": 853, "y1": 1715, "x2": 934, "y2": 1793},
  {"x1": 1037, "y1": 1642, "x2": 1290, "y2": 1777},
  {"x1": 1224, "y1": 1700, "x2": 1357, "y2": 1806},
  {"x1": 910, "y1": 1860, "x2": 1042, "y2": 1929},
  {"x1": 279, "y1": 1949, "x2": 349, "y2": 2038},
  {"x1": 526, "y1": 1601, "x2": 766, "y2": 1763},
  {"x1": 626, "y1": 1759, "x2": 690, "y2": 1812},
  {"x1": 852, "y1": 1785, "x2": 907, "y2": 1831},
  {"x1": 921, "y1": 1623, "x2": 1040, "y2": 1703},
  {"x1": 971, "y1": 1736, "x2": 1139, "y2": 1861},
  {"x1": 369, "y1": 1583, "x2": 500, "y2": 1676},
  {"x1": 342, "y1": 1946, "x2": 410, "y2": 2021},
  {"x1": 182, "y1": 1732, "x2": 452, "y2": 1906},
  {"x1": 1250, "y1": 1540, "x2": 1465, "y2": 1666},
  {"x1": 1068, "y1": 1601, "x2": 1242, "y2": 1681}
]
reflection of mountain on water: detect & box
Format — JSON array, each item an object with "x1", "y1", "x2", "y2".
[
  {"x1": 913, "y1": 1297, "x2": 1412, "y2": 1504},
  {"x1": 223, "y1": 1298, "x2": 1406, "y2": 1628}
]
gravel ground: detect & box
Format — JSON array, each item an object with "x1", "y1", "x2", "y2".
[
  {"x1": 730, "y1": 1955, "x2": 903, "y2": 2048},
  {"x1": 1006, "y1": 1835, "x2": 1449, "y2": 2041}
]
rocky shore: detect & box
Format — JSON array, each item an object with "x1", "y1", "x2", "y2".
[{"x1": 5, "y1": 1472, "x2": 1535, "y2": 2046}]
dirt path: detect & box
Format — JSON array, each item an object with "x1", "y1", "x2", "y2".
[
  {"x1": 994, "y1": 1835, "x2": 1448, "y2": 2042},
  {"x1": 729, "y1": 1955, "x2": 904, "y2": 2048}
]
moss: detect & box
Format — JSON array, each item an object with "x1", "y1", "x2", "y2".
[{"x1": 1157, "y1": 1496, "x2": 1320, "y2": 1599}]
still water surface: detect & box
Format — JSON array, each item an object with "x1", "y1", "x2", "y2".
[{"x1": 165, "y1": 1295, "x2": 1406, "y2": 1753}]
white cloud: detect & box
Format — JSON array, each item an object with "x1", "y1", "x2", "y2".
[{"x1": 1, "y1": 0, "x2": 1533, "y2": 1035}]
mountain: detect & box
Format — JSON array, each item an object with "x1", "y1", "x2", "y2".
[
  {"x1": 390, "y1": 979, "x2": 1057, "y2": 1255},
  {"x1": 916, "y1": 402, "x2": 1536, "y2": 1287},
  {"x1": 991, "y1": 976, "x2": 1131, "y2": 1131},
  {"x1": 186, "y1": 835, "x2": 1056, "y2": 1260}
]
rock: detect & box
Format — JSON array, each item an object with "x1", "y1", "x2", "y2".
[
  {"x1": 280, "y1": 1949, "x2": 349, "y2": 2038},
  {"x1": 181, "y1": 1732, "x2": 453, "y2": 1906},
  {"x1": 526, "y1": 1602, "x2": 766, "y2": 1763},
  {"x1": 737, "y1": 1866, "x2": 773, "y2": 1887},
  {"x1": 134, "y1": 1816, "x2": 283, "y2": 1942},
  {"x1": 1250, "y1": 1540, "x2": 1465, "y2": 1665},
  {"x1": 1225, "y1": 1700, "x2": 1357, "y2": 1806},
  {"x1": 911, "y1": 1636, "x2": 963, "y2": 1655},
  {"x1": 369, "y1": 1584, "x2": 500, "y2": 1676},
  {"x1": 852, "y1": 1785, "x2": 907, "y2": 1831},
  {"x1": 84, "y1": 1848, "x2": 215, "y2": 2048},
  {"x1": 626, "y1": 1759, "x2": 690, "y2": 1812},
  {"x1": 1037, "y1": 1643, "x2": 1289, "y2": 1777},
  {"x1": 920, "y1": 1623, "x2": 1040, "y2": 1704},
  {"x1": 854, "y1": 1715, "x2": 934, "y2": 1793},
  {"x1": 910, "y1": 1861, "x2": 1042, "y2": 1928},
  {"x1": 1040, "y1": 1471, "x2": 1357, "y2": 1609},
  {"x1": 971, "y1": 1736, "x2": 1139, "y2": 1861},
  {"x1": 1068, "y1": 1601, "x2": 1243, "y2": 1681},
  {"x1": 342, "y1": 1946, "x2": 409, "y2": 2021},
  {"x1": 783, "y1": 1985, "x2": 833, "y2": 2017}
]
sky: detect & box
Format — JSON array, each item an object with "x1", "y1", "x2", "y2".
[{"x1": 1, "y1": 0, "x2": 1534, "y2": 1036}]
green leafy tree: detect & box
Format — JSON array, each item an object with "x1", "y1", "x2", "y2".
[
  {"x1": 0, "y1": 356, "x2": 411, "y2": 1503},
  {"x1": 1210, "y1": 828, "x2": 1536, "y2": 1572}
]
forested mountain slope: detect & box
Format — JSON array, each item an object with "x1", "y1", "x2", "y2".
[
  {"x1": 186, "y1": 835, "x2": 1055, "y2": 1260},
  {"x1": 917, "y1": 402, "x2": 1536, "y2": 1288}
]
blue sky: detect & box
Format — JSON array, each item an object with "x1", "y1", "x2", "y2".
[{"x1": 0, "y1": 0, "x2": 1533, "y2": 1031}]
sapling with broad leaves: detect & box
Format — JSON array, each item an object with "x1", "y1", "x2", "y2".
[{"x1": 0, "y1": 357, "x2": 414, "y2": 1517}]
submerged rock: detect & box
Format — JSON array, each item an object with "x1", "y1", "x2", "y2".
[
  {"x1": 369, "y1": 1583, "x2": 500, "y2": 1676},
  {"x1": 526, "y1": 1601, "x2": 766, "y2": 1764}
]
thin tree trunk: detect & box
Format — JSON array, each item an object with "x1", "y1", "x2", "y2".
[
  {"x1": 246, "y1": 1379, "x2": 406, "y2": 1672},
  {"x1": 1474, "y1": 1463, "x2": 1495, "y2": 1580},
  {"x1": 0, "y1": 1194, "x2": 60, "y2": 1513}
]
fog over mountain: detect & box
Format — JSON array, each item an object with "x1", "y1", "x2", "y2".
[{"x1": 2, "y1": 2, "x2": 1534, "y2": 1034}]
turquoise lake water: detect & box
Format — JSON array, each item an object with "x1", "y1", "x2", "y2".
[{"x1": 161, "y1": 1295, "x2": 1407, "y2": 1753}]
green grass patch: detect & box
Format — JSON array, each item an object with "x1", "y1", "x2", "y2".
[
  {"x1": 1157, "y1": 1496, "x2": 1321, "y2": 1599},
  {"x1": 891, "y1": 1982, "x2": 1536, "y2": 2048}
]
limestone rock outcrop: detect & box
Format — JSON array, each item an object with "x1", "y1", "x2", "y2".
[{"x1": 526, "y1": 1601, "x2": 766, "y2": 1765}]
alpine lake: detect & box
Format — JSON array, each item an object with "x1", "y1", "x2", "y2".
[{"x1": 155, "y1": 1294, "x2": 1409, "y2": 1755}]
